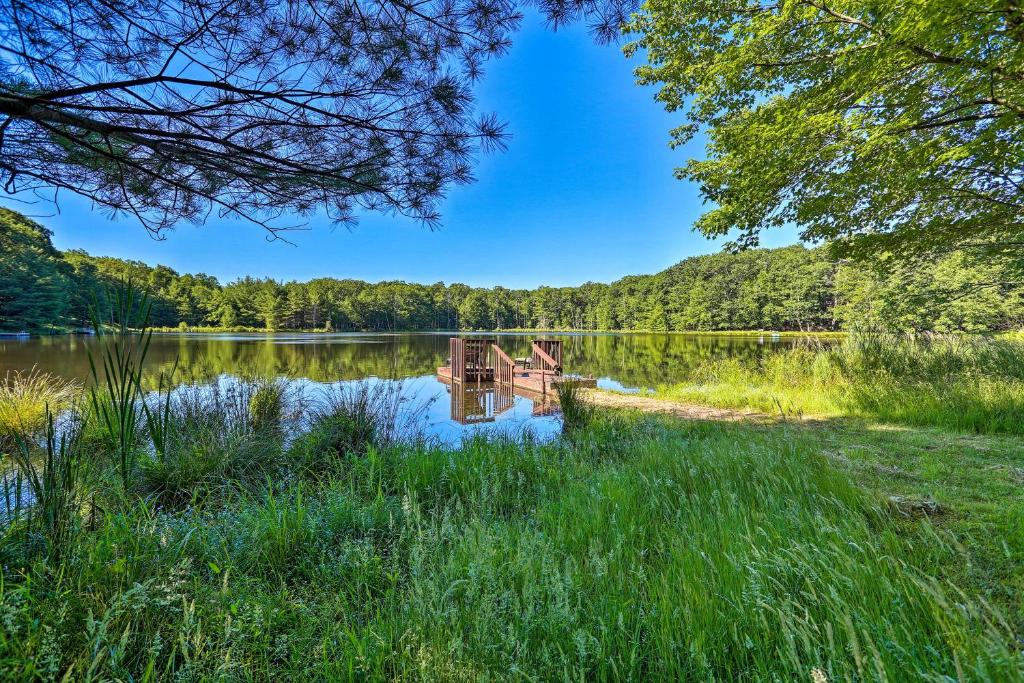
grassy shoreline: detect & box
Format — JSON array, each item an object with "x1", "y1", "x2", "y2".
[
  {"x1": 2, "y1": 399, "x2": 1022, "y2": 680},
  {"x1": 2, "y1": 332, "x2": 1023, "y2": 679},
  {"x1": 21, "y1": 326, "x2": 1024, "y2": 339},
  {"x1": 649, "y1": 333, "x2": 1024, "y2": 435}
]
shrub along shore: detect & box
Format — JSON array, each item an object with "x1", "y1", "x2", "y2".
[{"x1": 1, "y1": 316, "x2": 1023, "y2": 679}]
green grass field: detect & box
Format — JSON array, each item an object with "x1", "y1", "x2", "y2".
[
  {"x1": 1, "y1": 331, "x2": 1023, "y2": 680},
  {"x1": 2, "y1": 399, "x2": 1022, "y2": 679}
]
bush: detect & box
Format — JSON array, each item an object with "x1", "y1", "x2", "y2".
[
  {"x1": 290, "y1": 381, "x2": 431, "y2": 477},
  {"x1": 136, "y1": 381, "x2": 285, "y2": 505},
  {"x1": 248, "y1": 379, "x2": 286, "y2": 435}
]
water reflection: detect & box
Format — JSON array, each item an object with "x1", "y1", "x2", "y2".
[
  {"x1": 403, "y1": 375, "x2": 562, "y2": 444},
  {"x1": 2, "y1": 332, "x2": 827, "y2": 385},
  {"x1": 1, "y1": 332, "x2": 833, "y2": 443},
  {"x1": 450, "y1": 381, "x2": 515, "y2": 425},
  {"x1": 447, "y1": 381, "x2": 559, "y2": 425}
]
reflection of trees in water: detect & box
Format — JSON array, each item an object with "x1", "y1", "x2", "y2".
[
  {"x1": 148, "y1": 335, "x2": 450, "y2": 385},
  {"x1": 3, "y1": 333, "x2": 833, "y2": 391},
  {"x1": 558, "y1": 334, "x2": 825, "y2": 388}
]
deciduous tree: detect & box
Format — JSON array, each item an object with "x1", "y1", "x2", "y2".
[
  {"x1": 0, "y1": 208, "x2": 70, "y2": 330},
  {"x1": 626, "y1": 1, "x2": 1024, "y2": 260}
]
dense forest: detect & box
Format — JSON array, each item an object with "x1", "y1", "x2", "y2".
[{"x1": 3, "y1": 208, "x2": 1022, "y2": 334}]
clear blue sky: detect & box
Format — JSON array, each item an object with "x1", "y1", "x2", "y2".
[{"x1": 1, "y1": 12, "x2": 797, "y2": 289}]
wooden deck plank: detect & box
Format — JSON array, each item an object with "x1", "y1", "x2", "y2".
[{"x1": 437, "y1": 365, "x2": 597, "y2": 397}]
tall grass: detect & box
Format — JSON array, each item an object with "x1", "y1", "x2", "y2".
[
  {"x1": 248, "y1": 378, "x2": 286, "y2": 435},
  {"x1": 142, "y1": 360, "x2": 177, "y2": 462},
  {"x1": 2, "y1": 307, "x2": 1021, "y2": 678},
  {"x1": 657, "y1": 332, "x2": 1024, "y2": 433},
  {"x1": 88, "y1": 280, "x2": 153, "y2": 489},
  {"x1": 136, "y1": 379, "x2": 289, "y2": 505},
  {"x1": 0, "y1": 368, "x2": 79, "y2": 447},
  {"x1": 556, "y1": 378, "x2": 594, "y2": 433},
  {"x1": 0, "y1": 412, "x2": 1020, "y2": 680},
  {"x1": 3, "y1": 410, "x2": 88, "y2": 561},
  {"x1": 289, "y1": 380, "x2": 432, "y2": 478}
]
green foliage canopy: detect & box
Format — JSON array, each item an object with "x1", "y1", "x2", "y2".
[
  {"x1": 625, "y1": 1, "x2": 1024, "y2": 259},
  {"x1": 0, "y1": 209, "x2": 71, "y2": 331},
  {"x1": 3, "y1": 208, "x2": 1022, "y2": 334}
]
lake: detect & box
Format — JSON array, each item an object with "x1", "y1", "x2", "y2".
[{"x1": 1, "y1": 332, "x2": 824, "y2": 443}]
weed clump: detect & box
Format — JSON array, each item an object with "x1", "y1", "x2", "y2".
[
  {"x1": 248, "y1": 379, "x2": 286, "y2": 434},
  {"x1": 556, "y1": 379, "x2": 594, "y2": 434},
  {"x1": 290, "y1": 381, "x2": 430, "y2": 478},
  {"x1": 2, "y1": 410, "x2": 89, "y2": 563},
  {"x1": 0, "y1": 368, "x2": 79, "y2": 447},
  {"x1": 136, "y1": 380, "x2": 288, "y2": 505}
]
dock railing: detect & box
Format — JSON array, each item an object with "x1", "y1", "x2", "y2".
[
  {"x1": 491, "y1": 343, "x2": 515, "y2": 388},
  {"x1": 531, "y1": 341, "x2": 562, "y2": 375},
  {"x1": 449, "y1": 337, "x2": 465, "y2": 382}
]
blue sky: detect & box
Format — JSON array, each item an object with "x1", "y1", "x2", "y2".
[{"x1": 2, "y1": 12, "x2": 797, "y2": 289}]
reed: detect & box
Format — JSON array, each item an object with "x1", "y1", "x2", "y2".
[
  {"x1": 556, "y1": 378, "x2": 594, "y2": 433},
  {"x1": 289, "y1": 380, "x2": 432, "y2": 478},
  {"x1": 657, "y1": 332, "x2": 1024, "y2": 433},
  {"x1": 87, "y1": 279, "x2": 153, "y2": 489},
  {"x1": 248, "y1": 383, "x2": 282, "y2": 435},
  {"x1": 142, "y1": 360, "x2": 178, "y2": 462},
  {"x1": 1, "y1": 412, "x2": 1019, "y2": 680},
  {"x1": 0, "y1": 368, "x2": 79, "y2": 447},
  {"x1": 136, "y1": 380, "x2": 286, "y2": 505},
  {"x1": 3, "y1": 410, "x2": 88, "y2": 561}
]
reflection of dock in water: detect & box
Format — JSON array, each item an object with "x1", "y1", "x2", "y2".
[
  {"x1": 446, "y1": 381, "x2": 558, "y2": 425},
  {"x1": 437, "y1": 338, "x2": 596, "y2": 410},
  {"x1": 438, "y1": 338, "x2": 592, "y2": 424},
  {"x1": 449, "y1": 381, "x2": 512, "y2": 425}
]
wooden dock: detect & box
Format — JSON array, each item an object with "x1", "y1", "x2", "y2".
[
  {"x1": 437, "y1": 337, "x2": 597, "y2": 400},
  {"x1": 437, "y1": 365, "x2": 594, "y2": 396}
]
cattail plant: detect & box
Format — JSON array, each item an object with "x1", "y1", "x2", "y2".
[{"x1": 88, "y1": 279, "x2": 152, "y2": 490}]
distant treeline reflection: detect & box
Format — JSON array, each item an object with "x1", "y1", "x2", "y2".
[{"x1": 3, "y1": 333, "x2": 825, "y2": 391}]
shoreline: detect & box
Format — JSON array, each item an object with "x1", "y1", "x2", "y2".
[
  {"x1": 13, "y1": 327, "x2": 1024, "y2": 338},
  {"x1": 139, "y1": 327, "x2": 850, "y2": 336}
]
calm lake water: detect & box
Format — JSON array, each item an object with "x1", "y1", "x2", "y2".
[{"x1": 1, "y1": 332, "x2": 820, "y2": 443}]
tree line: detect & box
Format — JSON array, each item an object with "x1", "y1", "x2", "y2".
[{"x1": 3, "y1": 208, "x2": 1022, "y2": 334}]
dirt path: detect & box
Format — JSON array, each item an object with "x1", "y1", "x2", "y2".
[{"x1": 583, "y1": 389, "x2": 786, "y2": 423}]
